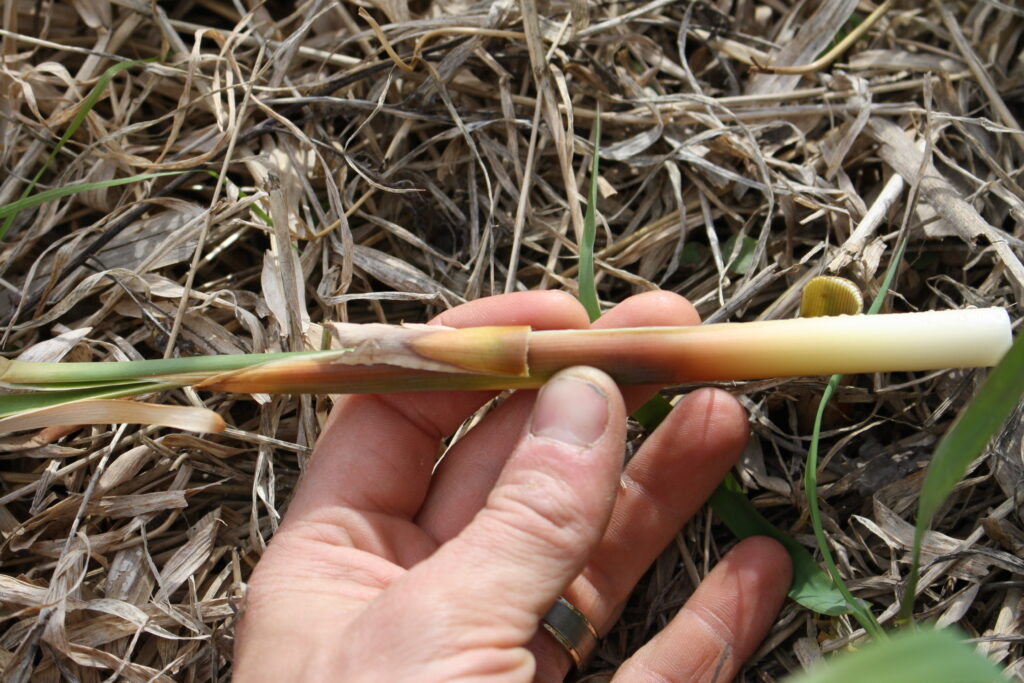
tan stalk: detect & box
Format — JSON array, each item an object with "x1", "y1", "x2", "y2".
[
  {"x1": 202, "y1": 308, "x2": 1011, "y2": 393},
  {"x1": 0, "y1": 309, "x2": 1012, "y2": 431}
]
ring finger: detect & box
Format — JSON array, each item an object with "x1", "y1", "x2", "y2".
[{"x1": 531, "y1": 385, "x2": 751, "y2": 680}]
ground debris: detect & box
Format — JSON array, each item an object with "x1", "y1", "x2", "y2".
[{"x1": 0, "y1": 1, "x2": 1020, "y2": 679}]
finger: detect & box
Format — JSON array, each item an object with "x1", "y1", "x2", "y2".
[
  {"x1": 532, "y1": 387, "x2": 751, "y2": 679},
  {"x1": 357, "y1": 367, "x2": 627, "y2": 668},
  {"x1": 613, "y1": 537, "x2": 791, "y2": 682},
  {"x1": 282, "y1": 291, "x2": 589, "y2": 560},
  {"x1": 588, "y1": 290, "x2": 700, "y2": 408},
  {"x1": 417, "y1": 290, "x2": 699, "y2": 542},
  {"x1": 587, "y1": 388, "x2": 751, "y2": 604}
]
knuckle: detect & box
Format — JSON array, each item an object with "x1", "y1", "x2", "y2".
[
  {"x1": 485, "y1": 471, "x2": 596, "y2": 554},
  {"x1": 682, "y1": 600, "x2": 737, "y2": 665}
]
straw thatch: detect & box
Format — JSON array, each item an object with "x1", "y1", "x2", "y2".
[{"x1": 1, "y1": 0, "x2": 1022, "y2": 679}]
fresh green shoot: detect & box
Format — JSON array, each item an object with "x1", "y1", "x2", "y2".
[
  {"x1": 0, "y1": 171, "x2": 186, "y2": 223},
  {"x1": 817, "y1": 11, "x2": 865, "y2": 61},
  {"x1": 723, "y1": 233, "x2": 758, "y2": 275},
  {"x1": 804, "y1": 372, "x2": 880, "y2": 634},
  {"x1": 786, "y1": 627, "x2": 1006, "y2": 683},
  {"x1": 0, "y1": 56, "x2": 158, "y2": 241},
  {"x1": 803, "y1": 234, "x2": 912, "y2": 638},
  {"x1": 711, "y1": 473, "x2": 848, "y2": 615},
  {"x1": 578, "y1": 112, "x2": 601, "y2": 322},
  {"x1": 220, "y1": 171, "x2": 273, "y2": 226},
  {"x1": 900, "y1": 330, "x2": 1024, "y2": 622}
]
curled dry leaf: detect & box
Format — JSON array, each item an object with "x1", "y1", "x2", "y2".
[{"x1": 0, "y1": 400, "x2": 224, "y2": 434}]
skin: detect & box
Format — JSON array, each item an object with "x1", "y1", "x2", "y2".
[{"x1": 233, "y1": 291, "x2": 792, "y2": 682}]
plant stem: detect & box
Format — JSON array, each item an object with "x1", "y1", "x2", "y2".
[
  {"x1": 1, "y1": 309, "x2": 1011, "y2": 397},
  {"x1": 525, "y1": 308, "x2": 1010, "y2": 383},
  {"x1": 805, "y1": 374, "x2": 886, "y2": 639}
]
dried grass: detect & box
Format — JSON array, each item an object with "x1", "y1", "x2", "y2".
[{"x1": 1, "y1": 0, "x2": 1022, "y2": 680}]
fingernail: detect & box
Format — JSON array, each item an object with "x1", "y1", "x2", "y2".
[{"x1": 530, "y1": 370, "x2": 609, "y2": 448}]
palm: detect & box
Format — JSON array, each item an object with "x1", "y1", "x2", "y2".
[{"x1": 234, "y1": 291, "x2": 791, "y2": 682}]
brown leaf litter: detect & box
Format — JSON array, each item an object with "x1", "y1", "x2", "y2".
[{"x1": 1, "y1": 0, "x2": 1023, "y2": 680}]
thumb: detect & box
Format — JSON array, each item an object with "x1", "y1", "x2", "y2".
[{"x1": 386, "y1": 367, "x2": 626, "y2": 650}]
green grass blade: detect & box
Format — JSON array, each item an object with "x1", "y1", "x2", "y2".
[
  {"x1": 0, "y1": 56, "x2": 158, "y2": 240},
  {"x1": 0, "y1": 382, "x2": 179, "y2": 419},
  {"x1": 0, "y1": 171, "x2": 186, "y2": 223},
  {"x1": 786, "y1": 627, "x2": 1006, "y2": 683},
  {"x1": 817, "y1": 11, "x2": 865, "y2": 60},
  {"x1": 710, "y1": 473, "x2": 848, "y2": 615},
  {"x1": 629, "y1": 393, "x2": 673, "y2": 427},
  {"x1": 223, "y1": 172, "x2": 273, "y2": 226},
  {"x1": 578, "y1": 112, "x2": 602, "y2": 322},
  {"x1": 901, "y1": 330, "x2": 1024, "y2": 621},
  {"x1": 804, "y1": 374, "x2": 880, "y2": 632},
  {"x1": 918, "y1": 329, "x2": 1024, "y2": 524},
  {"x1": 0, "y1": 350, "x2": 354, "y2": 421},
  {"x1": 0, "y1": 350, "x2": 331, "y2": 388},
  {"x1": 801, "y1": 239, "x2": 910, "y2": 637}
]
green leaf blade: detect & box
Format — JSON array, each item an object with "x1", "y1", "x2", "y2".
[
  {"x1": 632, "y1": 399, "x2": 848, "y2": 616},
  {"x1": 0, "y1": 383, "x2": 179, "y2": 419},
  {"x1": 710, "y1": 477, "x2": 849, "y2": 616},
  {"x1": 578, "y1": 114, "x2": 602, "y2": 322},
  {"x1": 901, "y1": 330, "x2": 1024, "y2": 620},
  {"x1": 0, "y1": 171, "x2": 186, "y2": 222},
  {"x1": 0, "y1": 351, "x2": 315, "y2": 387},
  {"x1": 0, "y1": 56, "x2": 159, "y2": 240},
  {"x1": 723, "y1": 234, "x2": 758, "y2": 275},
  {"x1": 787, "y1": 628, "x2": 1007, "y2": 683},
  {"x1": 917, "y1": 332, "x2": 1024, "y2": 527}
]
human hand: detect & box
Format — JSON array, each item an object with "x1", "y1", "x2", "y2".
[{"x1": 233, "y1": 291, "x2": 791, "y2": 681}]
